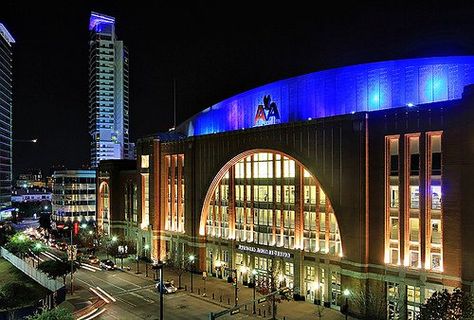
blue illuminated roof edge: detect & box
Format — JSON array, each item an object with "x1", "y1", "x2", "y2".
[{"x1": 177, "y1": 56, "x2": 474, "y2": 137}]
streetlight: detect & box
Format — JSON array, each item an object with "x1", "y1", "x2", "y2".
[
  {"x1": 33, "y1": 243, "x2": 42, "y2": 267},
  {"x1": 111, "y1": 236, "x2": 118, "y2": 264},
  {"x1": 154, "y1": 261, "x2": 164, "y2": 320},
  {"x1": 343, "y1": 289, "x2": 350, "y2": 320},
  {"x1": 252, "y1": 269, "x2": 257, "y2": 314},
  {"x1": 189, "y1": 255, "x2": 195, "y2": 293},
  {"x1": 144, "y1": 244, "x2": 150, "y2": 277}
]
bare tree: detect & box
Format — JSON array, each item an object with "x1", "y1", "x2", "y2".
[
  {"x1": 165, "y1": 250, "x2": 189, "y2": 289},
  {"x1": 256, "y1": 260, "x2": 291, "y2": 320},
  {"x1": 419, "y1": 288, "x2": 474, "y2": 320},
  {"x1": 351, "y1": 286, "x2": 386, "y2": 320}
]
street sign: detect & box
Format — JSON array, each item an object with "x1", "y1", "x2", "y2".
[
  {"x1": 258, "y1": 297, "x2": 266, "y2": 303},
  {"x1": 230, "y1": 308, "x2": 240, "y2": 315}
]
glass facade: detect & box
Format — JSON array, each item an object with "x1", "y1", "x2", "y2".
[
  {"x1": 165, "y1": 154, "x2": 185, "y2": 232},
  {"x1": 0, "y1": 24, "x2": 14, "y2": 210},
  {"x1": 205, "y1": 152, "x2": 341, "y2": 255},
  {"x1": 385, "y1": 132, "x2": 443, "y2": 272},
  {"x1": 89, "y1": 12, "x2": 132, "y2": 167},
  {"x1": 52, "y1": 171, "x2": 96, "y2": 223}
]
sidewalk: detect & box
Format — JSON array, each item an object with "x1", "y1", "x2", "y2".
[{"x1": 117, "y1": 257, "x2": 357, "y2": 320}]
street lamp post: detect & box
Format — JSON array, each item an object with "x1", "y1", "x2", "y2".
[
  {"x1": 157, "y1": 261, "x2": 164, "y2": 320},
  {"x1": 252, "y1": 269, "x2": 257, "y2": 314},
  {"x1": 343, "y1": 289, "x2": 350, "y2": 320},
  {"x1": 233, "y1": 268, "x2": 238, "y2": 307},
  {"x1": 111, "y1": 236, "x2": 118, "y2": 265},
  {"x1": 189, "y1": 255, "x2": 195, "y2": 293},
  {"x1": 144, "y1": 244, "x2": 149, "y2": 277},
  {"x1": 69, "y1": 226, "x2": 74, "y2": 295}
]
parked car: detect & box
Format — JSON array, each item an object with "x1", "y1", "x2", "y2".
[
  {"x1": 155, "y1": 281, "x2": 177, "y2": 294},
  {"x1": 88, "y1": 255, "x2": 99, "y2": 264},
  {"x1": 99, "y1": 259, "x2": 116, "y2": 270}
]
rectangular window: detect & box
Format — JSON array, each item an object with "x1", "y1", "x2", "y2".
[
  {"x1": 305, "y1": 266, "x2": 316, "y2": 280},
  {"x1": 390, "y1": 186, "x2": 399, "y2": 208},
  {"x1": 285, "y1": 262, "x2": 294, "y2": 276},
  {"x1": 410, "y1": 186, "x2": 419, "y2": 209},
  {"x1": 141, "y1": 155, "x2": 149, "y2": 169},
  {"x1": 431, "y1": 185, "x2": 441, "y2": 210}
]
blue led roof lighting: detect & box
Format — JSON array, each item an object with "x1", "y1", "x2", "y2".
[
  {"x1": 177, "y1": 56, "x2": 474, "y2": 137},
  {"x1": 0, "y1": 23, "x2": 15, "y2": 44},
  {"x1": 89, "y1": 12, "x2": 115, "y2": 31}
]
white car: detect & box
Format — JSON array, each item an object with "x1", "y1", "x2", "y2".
[
  {"x1": 156, "y1": 281, "x2": 177, "y2": 294},
  {"x1": 99, "y1": 259, "x2": 116, "y2": 270}
]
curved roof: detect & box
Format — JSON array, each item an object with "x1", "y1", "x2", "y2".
[{"x1": 177, "y1": 56, "x2": 474, "y2": 137}]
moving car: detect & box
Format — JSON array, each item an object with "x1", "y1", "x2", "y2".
[
  {"x1": 155, "y1": 281, "x2": 177, "y2": 294},
  {"x1": 56, "y1": 242, "x2": 68, "y2": 251},
  {"x1": 88, "y1": 255, "x2": 99, "y2": 264},
  {"x1": 99, "y1": 259, "x2": 116, "y2": 270}
]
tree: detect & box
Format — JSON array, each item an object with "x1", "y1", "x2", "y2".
[
  {"x1": 166, "y1": 251, "x2": 189, "y2": 289},
  {"x1": 5, "y1": 232, "x2": 35, "y2": 258},
  {"x1": 256, "y1": 260, "x2": 291, "y2": 320},
  {"x1": 351, "y1": 287, "x2": 386, "y2": 320},
  {"x1": 0, "y1": 282, "x2": 31, "y2": 310},
  {"x1": 26, "y1": 307, "x2": 74, "y2": 320},
  {"x1": 38, "y1": 212, "x2": 51, "y2": 230},
  {"x1": 37, "y1": 260, "x2": 75, "y2": 285},
  {"x1": 0, "y1": 222, "x2": 15, "y2": 245},
  {"x1": 419, "y1": 288, "x2": 474, "y2": 320}
]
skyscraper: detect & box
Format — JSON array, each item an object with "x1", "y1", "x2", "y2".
[
  {"x1": 88, "y1": 12, "x2": 132, "y2": 167},
  {"x1": 0, "y1": 23, "x2": 14, "y2": 211}
]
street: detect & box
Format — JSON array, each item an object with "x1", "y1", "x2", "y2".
[
  {"x1": 65, "y1": 260, "x2": 354, "y2": 320},
  {"x1": 70, "y1": 267, "x2": 236, "y2": 320}
]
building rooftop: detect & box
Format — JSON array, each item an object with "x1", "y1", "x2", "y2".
[{"x1": 177, "y1": 56, "x2": 474, "y2": 137}]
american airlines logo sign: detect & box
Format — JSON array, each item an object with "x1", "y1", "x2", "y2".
[
  {"x1": 236, "y1": 244, "x2": 292, "y2": 259},
  {"x1": 254, "y1": 95, "x2": 280, "y2": 127}
]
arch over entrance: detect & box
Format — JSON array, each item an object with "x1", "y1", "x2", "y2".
[
  {"x1": 97, "y1": 181, "x2": 110, "y2": 234},
  {"x1": 199, "y1": 149, "x2": 343, "y2": 257}
]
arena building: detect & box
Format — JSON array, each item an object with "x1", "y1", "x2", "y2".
[{"x1": 97, "y1": 56, "x2": 474, "y2": 319}]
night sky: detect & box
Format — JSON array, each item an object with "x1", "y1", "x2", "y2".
[{"x1": 4, "y1": 1, "x2": 474, "y2": 177}]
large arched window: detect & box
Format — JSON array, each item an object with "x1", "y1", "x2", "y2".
[{"x1": 202, "y1": 151, "x2": 342, "y2": 256}]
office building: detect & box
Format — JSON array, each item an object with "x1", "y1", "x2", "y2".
[
  {"x1": 52, "y1": 170, "x2": 96, "y2": 223},
  {"x1": 0, "y1": 23, "x2": 14, "y2": 211}
]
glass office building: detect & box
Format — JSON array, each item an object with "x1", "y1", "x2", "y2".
[{"x1": 0, "y1": 23, "x2": 14, "y2": 211}]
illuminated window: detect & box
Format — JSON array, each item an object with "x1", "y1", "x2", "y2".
[
  {"x1": 141, "y1": 155, "x2": 149, "y2": 168},
  {"x1": 305, "y1": 266, "x2": 316, "y2": 280},
  {"x1": 407, "y1": 285, "x2": 421, "y2": 320},
  {"x1": 204, "y1": 151, "x2": 341, "y2": 257},
  {"x1": 387, "y1": 282, "x2": 400, "y2": 320},
  {"x1": 390, "y1": 186, "x2": 399, "y2": 208},
  {"x1": 385, "y1": 136, "x2": 400, "y2": 265}
]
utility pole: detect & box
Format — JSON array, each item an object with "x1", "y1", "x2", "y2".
[
  {"x1": 69, "y1": 227, "x2": 74, "y2": 295},
  {"x1": 156, "y1": 262, "x2": 164, "y2": 320}
]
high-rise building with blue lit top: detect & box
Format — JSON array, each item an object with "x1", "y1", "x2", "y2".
[
  {"x1": 0, "y1": 23, "x2": 14, "y2": 211},
  {"x1": 88, "y1": 12, "x2": 132, "y2": 167}
]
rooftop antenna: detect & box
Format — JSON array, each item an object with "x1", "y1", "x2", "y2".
[{"x1": 170, "y1": 78, "x2": 177, "y2": 131}]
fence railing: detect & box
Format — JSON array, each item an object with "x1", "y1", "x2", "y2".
[{"x1": 0, "y1": 247, "x2": 64, "y2": 292}]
